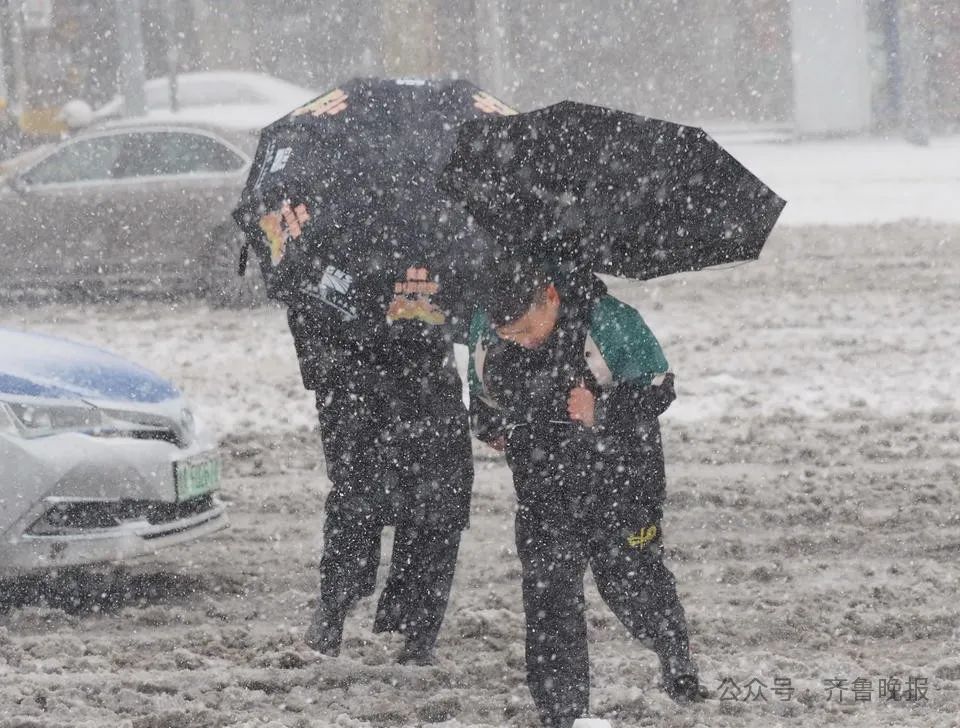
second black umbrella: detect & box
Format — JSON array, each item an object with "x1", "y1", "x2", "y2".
[{"x1": 439, "y1": 100, "x2": 786, "y2": 280}]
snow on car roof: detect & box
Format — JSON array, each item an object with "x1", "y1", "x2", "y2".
[
  {"x1": 93, "y1": 71, "x2": 317, "y2": 123},
  {"x1": 120, "y1": 104, "x2": 294, "y2": 132}
]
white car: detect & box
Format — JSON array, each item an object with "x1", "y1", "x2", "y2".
[{"x1": 0, "y1": 328, "x2": 226, "y2": 576}]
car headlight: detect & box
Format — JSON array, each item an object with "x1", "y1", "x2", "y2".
[
  {"x1": 97, "y1": 406, "x2": 195, "y2": 447},
  {"x1": 0, "y1": 400, "x2": 196, "y2": 447},
  {"x1": 0, "y1": 400, "x2": 104, "y2": 438}
]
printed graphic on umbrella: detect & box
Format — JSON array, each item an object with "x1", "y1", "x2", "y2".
[
  {"x1": 233, "y1": 78, "x2": 514, "y2": 340},
  {"x1": 439, "y1": 100, "x2": 786, "y2": 282}
]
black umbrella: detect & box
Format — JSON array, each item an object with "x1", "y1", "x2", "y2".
[
  {"x1": 438, "y1": 100, "x2": 786, "y2": 281},
  {"x1": 232, "y1": 78, "x2": 515, "y2": 339}
]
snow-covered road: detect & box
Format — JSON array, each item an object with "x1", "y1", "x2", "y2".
[
  {"x1": 3, "y1": 128, "x2": 960, "y2": 728},
  {"x1": 1, "y1": 218, "x2": 958, "y2": 726}
]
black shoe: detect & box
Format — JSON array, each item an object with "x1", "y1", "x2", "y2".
[
  {"x1": 304, "y1": 605, "x2": 345, "y2": 656},
  {"x1": 396, "y1": 637, "x2": 436, "y2": 666},
  {"x1": 373, "y1": 603, "x2": 404, "y2": 634},
  {"x1": 661, "y1": 655, "x2": 706, "y2": 703},
  {"x1": 664, "y1": 673, "x2": 708, "y2": 703}
]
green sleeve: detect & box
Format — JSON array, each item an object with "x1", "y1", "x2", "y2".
[
  {"x1": 467, "y1": 309, "x2": 490, "y2": 401},
  {"x1": 591, "y1": 296, "x2": 668, "y2": 385}
]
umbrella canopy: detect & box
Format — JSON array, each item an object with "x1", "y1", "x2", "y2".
[
  {"x1": 438, "y1": 100, "x2": 786, "y2": 281},
  {"x1": 232, "y1": 78, "x2": 515, "y2": 339}
]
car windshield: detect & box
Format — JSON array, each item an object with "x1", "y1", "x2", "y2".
[
  {"x1": 0, "y1": 144, "x2": 55, "y2": 177},
  {"x1": 19, "y1": 136, "x2": 125, "y2": 185}
]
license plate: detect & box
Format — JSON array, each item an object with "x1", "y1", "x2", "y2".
[{"x1": 174, "y1": 455, "x2": 221, "y2": 501}]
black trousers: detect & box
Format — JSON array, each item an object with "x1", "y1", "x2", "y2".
[
  {"x1": 319, "y1": 502, "x2": 463, "y2": 647},
  {"x1": 507, "y1": 421, "x2": 692, "y2": 724},
  {"x1": 315, "y1": 377, "x2": 473, "y2": 648}
]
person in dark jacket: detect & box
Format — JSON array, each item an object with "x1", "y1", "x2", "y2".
[
  {"x1": 468, "y1": 265, "x2": 702, "y2": 727},
  {"x1": 290, "y1": 293, "x2": 474, "y2": 665}
]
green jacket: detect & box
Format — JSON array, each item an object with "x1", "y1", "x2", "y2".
[{"x1": 468, "y1": 294, "x2": 674, "y2": 438}]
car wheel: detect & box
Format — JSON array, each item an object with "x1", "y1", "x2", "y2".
[{"x1": 199, "y1": 224, "x2": 268, "y2": 308}]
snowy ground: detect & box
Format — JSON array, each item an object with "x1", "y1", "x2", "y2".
[
  {"x1": 1, "y1": 134, "x2": 960, "y2": 726},
  {"x1": 716, "y1": 130, "x2": 960, "y2": 227}
]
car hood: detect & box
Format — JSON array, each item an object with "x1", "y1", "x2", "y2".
[{"x1": 0, "y1": 328, "x2": 180, "y2": 404}]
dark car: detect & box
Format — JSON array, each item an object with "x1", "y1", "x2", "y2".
[{"x1": 0, "y1": 118, "x2": 264, "y2": 305}]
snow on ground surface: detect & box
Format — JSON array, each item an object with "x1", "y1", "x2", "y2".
[
  {"x1": 713, "y1": 132, "x2": 960, "y2": 227},
  {"x1": 1, "y1": 219, "x2": 957, "y2": 727}
]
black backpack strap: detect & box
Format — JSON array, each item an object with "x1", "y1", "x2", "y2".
[
  {"x1": 556, "y1": 301, "x2": 600, "y2": 397},
  {"x1": 555, "y1": 271, "x2": 605, "y2": 395}
]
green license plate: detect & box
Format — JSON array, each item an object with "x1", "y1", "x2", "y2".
[{"x1": 174, "y1": 455, "x2": 222, "y2": 501}]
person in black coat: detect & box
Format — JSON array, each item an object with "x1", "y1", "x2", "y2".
[{"x1": 288, "y1": 294, "x2": 473, "y2": 665}]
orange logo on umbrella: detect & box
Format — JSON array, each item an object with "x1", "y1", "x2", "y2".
[
  {"x1": 291, "y1": 88, "x2": 349, "y2": 118},
  {"x1": 259, "y1": 201, "x2": 311, "y2": 266},
  {"x1": 472, "y1": 92, "x2": 517, "y2": 116}
]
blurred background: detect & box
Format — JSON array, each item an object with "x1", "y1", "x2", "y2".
[{"x1": 0, "y1": 0, "x2": 957, "y2": 149}]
